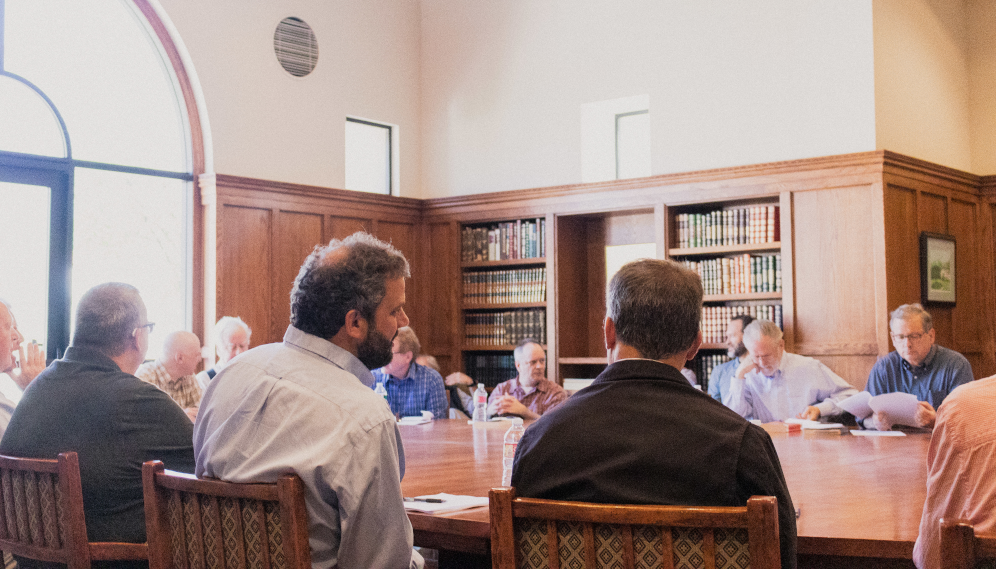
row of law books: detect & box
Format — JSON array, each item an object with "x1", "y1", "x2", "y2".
[
  {"x1": 462, "y1": 267, "x2": 547, "y2": 305},
  {"x1": 464, "y1": 353, "x2": 515, "y2": 388},
  {"x1": 680, "y1": 254, "x2": 782, "y2": 296},
  {"x1": 689, "y1": 353, "x2": 730, "y2": 391},
  {"x1": 464, "y1": 309, "x2": 547, "y2": 347},
  {"x1": 461, "y1": 218, "x2": 546, "y2": 262},
  {"x1": 701, "y1": 304, "x2": 783, "y2": 344},
  {"x1": 675, "y1": 205, "x2": 779, "y2": 248}
]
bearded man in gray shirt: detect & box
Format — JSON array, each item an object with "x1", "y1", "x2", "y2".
[{"x1": 194, "y1": 232, "x2": 422, "y2": 569}]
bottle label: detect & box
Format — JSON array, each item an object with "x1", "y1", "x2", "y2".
[
  {"x1": 476, "y1": 394, "x2": 487, "y2": 405},
  {"x1": 503, "y1": 442, "x2": 517, "y2": 459}
]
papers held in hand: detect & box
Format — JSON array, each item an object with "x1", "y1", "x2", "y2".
[
  {"x1": 838, "y1": 391, "x2": 920, "y2": 427},
  {"x1": 403, "y1": 493, "x2": 489, "y2": 514}
]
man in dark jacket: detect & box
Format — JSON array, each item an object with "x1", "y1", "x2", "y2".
[
  {"x1": 0, "y1": 283, "x2": 195, "y2": 567},
  {"x1": 512, "y1": 259, "x2": 797, "y2": 569}
]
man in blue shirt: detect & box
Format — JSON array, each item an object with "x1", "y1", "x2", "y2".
[
  {"x1": 373, "y1": 326, "x2": 448, "y2": 419},
  {"x1": 864, "y1": 303, "x2": 973, "y2": 430},
  {"x1": 708, "y1": 314, "x2": 754, "y2": 405}
]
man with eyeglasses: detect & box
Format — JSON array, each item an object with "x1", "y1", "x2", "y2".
[
  {"x1": 372, "y1": 326, "x2": 447, "y2": 419},
  {"x1": 0, "y1": 283, "x2": 195, "y2": 559},
  {"x1": 863, "y1": 303, "x2": 973, "y2": 430},
  {"x1": 488, "y1": 338, "x2": 567, "y2": 420}
]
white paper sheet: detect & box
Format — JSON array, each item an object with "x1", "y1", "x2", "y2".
[
  {"x1": 850, "y1": 430, "x2": 907, "y2": 437},
  {"x1": 403, "y1": 493, "x2": 490, "y2": 514},
  {"x1": 783, "y1": 418, "x2": 844, "y2": 430},
  {"x1": 838, "y1": 391, "x2": 873, "y2": 419},
  {"x1": 868, "y1": 392, "x2": 920, "y2": 427}
]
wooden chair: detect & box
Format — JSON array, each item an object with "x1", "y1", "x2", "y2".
[
  {"x1": 142, "y1": 461, "x2": 310, "y2": 569},
  {"x1": 940, "y1": 519, "x2": 996, "y2": 569},
  {"x1": 490, "y1": 487, "x2": 781, "y2": 569},
  {"x1": 0, "y1": 452, "x2": 148, "y2": 569}
]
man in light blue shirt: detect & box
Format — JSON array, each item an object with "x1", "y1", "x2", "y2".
[
  {"x1": 727, "y1": 319, "x2": 857, "y2": 423},
  {"x1": 373, "y1": 326, "x2": 448, "y2": 419},
  {"x1": 708, "y1": 314, "x2": 754, "y2": 405},
  {"x1": 195, "y1": 232, "x2": 423, "y2": 569}
]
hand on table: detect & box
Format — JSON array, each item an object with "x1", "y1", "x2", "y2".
[
  {"x1": 868, "y1": 411, "x2": 893, "y2": 431},
  {"x1": 13, "y1": 341, "x2": 45, "y2": 390},
  {"x1": 797, "y1": 406, "x2": 821, "y2": 421},
  {"x1": 914, "y1": 401, "x2": 936, "y2": 428},
  {"x1": 491, "y1": 395, "x2": 537, "y2": 420}
]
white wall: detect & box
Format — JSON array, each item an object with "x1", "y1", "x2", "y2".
[
  {"x1": 873, "y1": 0, "x2": 974, "y2": 173},
  {"x1": 419, "y1": 0, "x2": 877, "y2": 198},
  {"x1": 967, "y1": 0, "x2": 996, "y2": 175},
  {"x1": 157, "y1": 0, "x2": 422, "y2": 196}
]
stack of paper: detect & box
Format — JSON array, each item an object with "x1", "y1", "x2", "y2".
[
  {"x1": 838, "y1": 391, "x2": 919, "y2": 427},
  {"x1": 398, "y1": 416, "x2": 431, "y2": 425},
  {"x1": 783, "y1": 418, "x2": 844, "y2": 430},
  {"x1": 403, "y1": 493, "x2": 490, "y2": 514}
]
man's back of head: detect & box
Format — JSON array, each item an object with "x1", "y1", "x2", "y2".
[
  {"x1": 73, "y1": 283, "x2": 145, "y2": 359},
  {"x1": 607, "y1": 259, "x2": 703, "y2": 359},
  {"x1": 162, "y1": 331, "x2": 202, "y2": 379},
  {"x1": 290, "y1": 232, "x2": 410, "y2": 341}
]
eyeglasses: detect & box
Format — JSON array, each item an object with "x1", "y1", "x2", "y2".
[
  {"x1": 522, "y1": 358, "x2": 546, "y2": 367},
  {"x1": 890, "y1": 332, "x2": 925, "y2": 342},
  {"x1": 133, "y1": 322, "x2": 156, "y2": 336}
]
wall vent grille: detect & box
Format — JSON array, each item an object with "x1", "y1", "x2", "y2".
[{"x1": 274, "y1": 17, "x2": 318, "y2": 77}]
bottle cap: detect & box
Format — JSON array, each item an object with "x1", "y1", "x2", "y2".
[
  {"x1": 478, "y1": 383, "x2": 484, "y2": 388},
  {"x1": 512, "y1": 418, "x2": 523, "y2": 425}
]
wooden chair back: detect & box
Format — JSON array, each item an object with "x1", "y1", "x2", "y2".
[
  {"x1": 940, "y1": 519, "x2": 996, "y2": 569},
  {"x1": 490, "y1": 487, "x2": 780, "y2": 569},
  {"x1": 0, "y1": 452, "x2": 148, "y2": 569},
  {"x1": 142, "y1": 461, "x2": 310, "y2": 569}
]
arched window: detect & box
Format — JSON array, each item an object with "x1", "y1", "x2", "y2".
[{"x1": 0, "y1": 0, "x2": 204, "y2": 360}]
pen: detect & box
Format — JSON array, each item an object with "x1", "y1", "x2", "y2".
[{"x1": 404, "y1": 497, "x2": 445, "y2": 503}]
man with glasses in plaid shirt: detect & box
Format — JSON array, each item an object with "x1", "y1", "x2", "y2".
[{"x1": 863, "y1": 303, "x2": 973, "y2": 430}]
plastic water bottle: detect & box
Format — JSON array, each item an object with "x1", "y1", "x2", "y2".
[
  {"x1": 374, "y1": 381, "x2": 388, "y2": 403},
  {"x1": 501, "y1": 418, "x2": 525, "y2": 486},
  {"x1": 472, "y1": 383, "x2": 488, "y2": 423}
]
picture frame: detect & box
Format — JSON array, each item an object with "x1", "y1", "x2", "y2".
[{"x1": 920, "y1": 232, "x2": 956, "y2": 305}]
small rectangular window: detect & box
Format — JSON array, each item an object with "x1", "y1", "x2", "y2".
[
  {"x1": 616, "y1": 110, "x2": 650, "y2": 180},
  {"x1": 345, "y1": 118, "x2": 393, "y2": 195}
]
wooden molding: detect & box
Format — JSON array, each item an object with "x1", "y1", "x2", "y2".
[{"x1": 215, "y1": 174, "x2": 422, "y2": 210}]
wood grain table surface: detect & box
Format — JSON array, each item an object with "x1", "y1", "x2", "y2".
[{"x1": 400, "y1": 419, "x2": 930, "y2": 560}]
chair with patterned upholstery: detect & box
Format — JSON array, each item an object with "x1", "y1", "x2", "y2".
[
  {"x1": 489, "y1": 487, "x2": 780, "y2": 569},
  {"x1": 0, "y1": 452, "x2": 148, "y2": 569},
  {"x1": 940, "y1": 519, "x2": 996, "y2": 569},
  {"x1": 142, "y1": 460, "x2": 310, "y2": 569}
]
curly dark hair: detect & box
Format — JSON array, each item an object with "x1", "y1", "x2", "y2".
[{"x1": 290, "y1": 232, "x2": 410, "y2": 339}]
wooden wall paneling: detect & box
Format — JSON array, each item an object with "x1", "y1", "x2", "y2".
[
  {"x1": 218, "y1": 205, "x2": 272, "y2": 350},
  {"x1": 790, "y1": 186, "x2": 881, "y2": 387},
  {"x1": 425, "y1": 221, "x2": 458, "y2": 375},
  {"x1": 555, "y1": 215, "x2": 590, "y2": 359},
  {"x1": 868, "y1": 180, "x2": 891, "y2": 362},
  {"x1": 374, "y1": 221, "x2": 422, "y2": 332},
  {"x1": 327, "y1": 216, "x2": 373, "y2": 242},
  {"x1": 655, "y1": 204, "x2": 668, "y2": 258},
  {"x1": 584, "y1": 218, "x2": 608, "y2": 358},
  {"x1": 543, "y1": 213, "x2": 556, "y2": 380},
  {"x1": 947, "y1": 198, "x2": 987, "y2": 373},
  {"x1": 882, "y1": 185, "x2": 920, "y2": 314},
  {"x1": 272, "y1": 211, "x2": 325, "y2": 345}
]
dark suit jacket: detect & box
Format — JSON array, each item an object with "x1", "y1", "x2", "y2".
[
  {"x1": 0, "y1": 346, "x2": 195, "y2": 556},
  {"x1": 512, "y1": 358, "x2": 797, "y2": 569}
]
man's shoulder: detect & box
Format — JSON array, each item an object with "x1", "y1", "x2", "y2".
[
  {"x1": 934, "y1": 345, "x2": 972, "y2": 368},
  {"x1": 711, "y1": 358, "x2": 738, "y2": 376}
]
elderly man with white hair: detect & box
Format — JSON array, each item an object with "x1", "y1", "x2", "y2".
[
  {"x1": 136, "y1": 330, "x2": 204, "y2": 421},
  {"x1": 727, "y1": 319, "x2": 857, "y2": 423},
  {"x1": 196, "y1": 316, "x2": 251, "y2": 390}
]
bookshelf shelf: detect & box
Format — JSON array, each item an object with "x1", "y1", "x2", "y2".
[
  {"x1": 461, "y1": 258, "x2": 547, "y2": 269},
  {"x1": 703, "y1": 292, "x2": 782, "y2": 302},
  {"x1": 462, "y1": 302, "x2": 547, "y2": 311},
  {"x1": 668, "y1": 242, "x2": 781, "y2": 257},
  {"x1": 463, "y1": 345, "x2": 546, "y2": 352},
  {"x1": 699, "y1": 343, "x2": 726, "y2": 351}
]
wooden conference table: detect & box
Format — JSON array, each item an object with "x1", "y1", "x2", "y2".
[{"x1": 400, "y1": 419, "x2": 929, "y2": 566}]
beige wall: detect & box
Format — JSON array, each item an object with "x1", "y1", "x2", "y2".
[
  {"x1": 157, "y1": 0, "x2": 423, "y2": 196},
  {"x1": 873, "y1": 0, "x2": 996, "y2": 175},
  {"x1": 419, "y1": 0, "x2": 877, "y2": 198}
]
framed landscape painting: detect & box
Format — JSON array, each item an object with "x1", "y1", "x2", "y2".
[{"x1": 920, "y1": 232, "x2": 956, "y2": 305}]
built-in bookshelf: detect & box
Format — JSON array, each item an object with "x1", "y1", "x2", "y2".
[
  {"x1": 668, "y1": 200, "x2": 783, "y2": 393},
  {"x1": 460, "y1": 218, "x2": 550, "y2": 386}
]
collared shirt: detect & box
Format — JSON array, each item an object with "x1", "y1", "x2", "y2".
[
  {"x1": 913, "y1": 376, "x2": 996, "y2": 569},
  {"x1": 373, "y1": 362, "x2": 448, "y2": 419},
  {"x1": 136, "y1": 360, "x2": 202, "y2": 410},
  {"x1": 866, "y1": 345, "x2": 973, "y2": 411},
  {"x1": 708, "y1": 357, "x2": 740, "y2": 405},
  {"x1": 487, "y1": 377, "x2": 568, "y2": 418},
  {"x1": 194, "y1": 326, "x2": 422, "y2": 569},
  {"x1": 727, "y1": 352, "x2": 858, "y2": 422}
]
